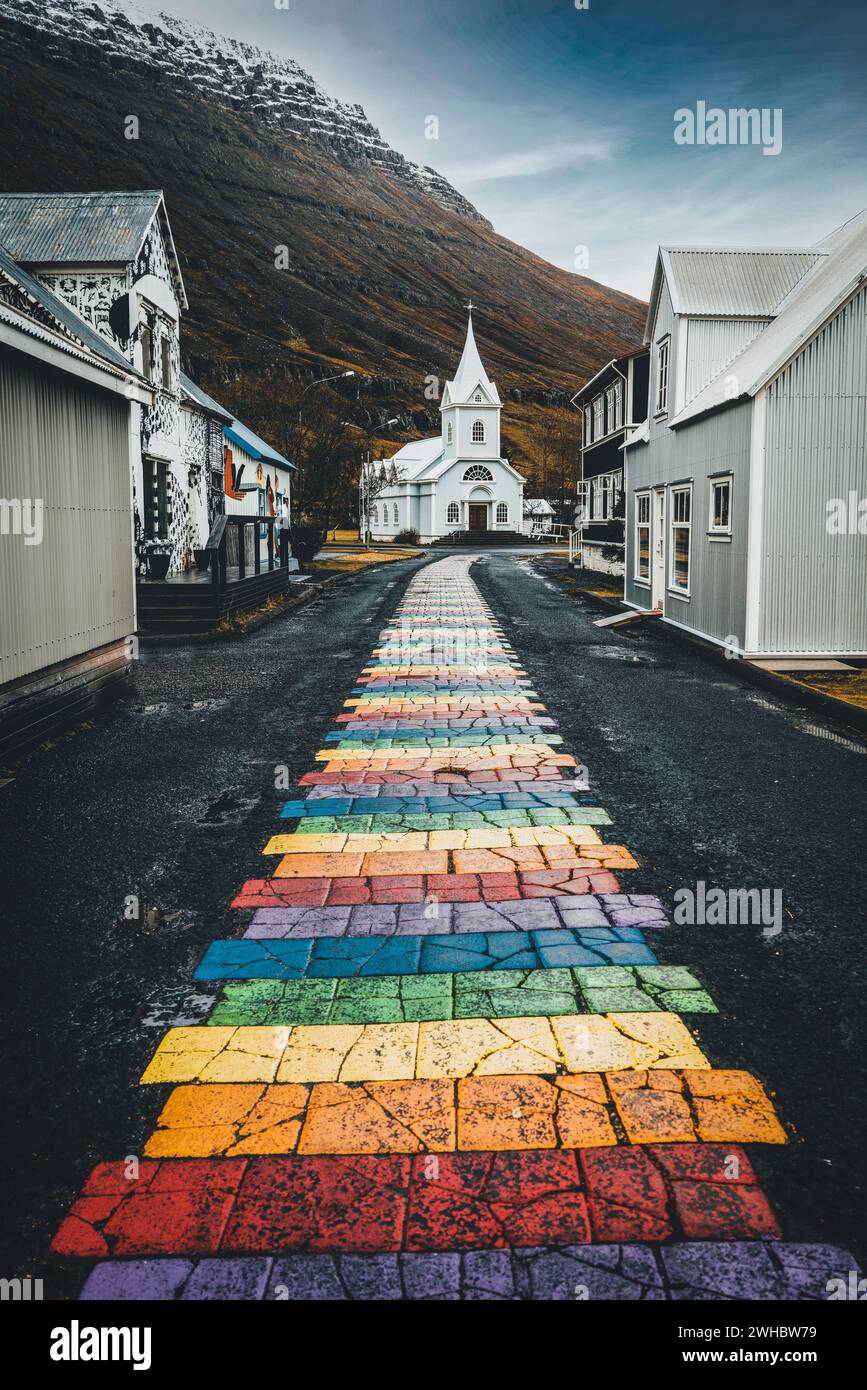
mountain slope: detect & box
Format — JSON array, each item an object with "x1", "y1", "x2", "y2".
[{"x1": 0, "y1": 0, "x2": 646, "y2": 465}]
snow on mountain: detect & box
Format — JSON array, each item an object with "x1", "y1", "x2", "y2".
[{"x1": 0, "y1": 0, "x2": 490, "y2": 226}]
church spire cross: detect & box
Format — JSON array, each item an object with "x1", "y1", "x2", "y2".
[{"x1": 465, "y1": 299, "x2": 474, "y2": 313}]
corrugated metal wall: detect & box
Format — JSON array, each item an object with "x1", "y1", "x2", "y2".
[
  {"x1": 625, "y1": 402, "x2": 752, "y2": 645},
  {"x1": 685, "y1": 318, "x2": 769, "y2": 402},
  {"x1": 761, "y1": 284, "x2": 867, "y2": 654},
  {"x1": 0, "y1": 347, "x2": 134, "y2": 685}
]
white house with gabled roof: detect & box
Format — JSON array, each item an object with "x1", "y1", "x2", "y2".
[
  {"x1": 622, "y1": 207, "x2": 867, "y2": 658},
  {"x1": 370, "y1": 308, "x2": 524, "y2": 542}
]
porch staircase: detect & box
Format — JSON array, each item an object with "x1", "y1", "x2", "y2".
[{"x1": 430, "y1": 529, "x2": 528, "y2": 548}]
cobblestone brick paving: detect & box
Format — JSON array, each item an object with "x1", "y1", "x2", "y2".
[{"x1": 53, "y1": 556, "x2": 859, "y2": 1297}]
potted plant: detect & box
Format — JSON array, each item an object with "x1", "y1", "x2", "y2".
[
  {"x1": 194, "y1": 547, "x2": 211, "y2": 573},
  {"x1": 145, "y1": 540, "x2": 172, "y2": 581}
]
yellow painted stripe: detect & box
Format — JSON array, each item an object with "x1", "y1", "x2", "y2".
[{"x1": 140, "y1": 1014, "x2": 710, "y2": 1085}]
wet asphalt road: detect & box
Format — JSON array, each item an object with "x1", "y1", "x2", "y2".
[{"x1": 1, "y1": 550, "x2": 866, "y2": 1292}]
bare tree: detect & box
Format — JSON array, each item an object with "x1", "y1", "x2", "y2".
[{"x1": 246, "y1": 375, "x2": 371, "y2": 560}]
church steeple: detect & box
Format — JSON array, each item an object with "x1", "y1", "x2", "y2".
[
  {"x1": 447, "y1": 303, "x2": 501, "y2": 406},
  {"x1": 441, "y1": 304, "x2": 502, "y2": 461}
]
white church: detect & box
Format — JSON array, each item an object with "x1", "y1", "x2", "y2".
[{"x1": 369, "y1": 308, "x2": 525, "y2": 543}]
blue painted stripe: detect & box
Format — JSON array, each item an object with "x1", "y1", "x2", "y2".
[
  {"x1": 194, "y1": 927, "x2": 659, "y2": 981},
  {"x1": 280, "y1": 792, "x2": 603, "y2": 817}
]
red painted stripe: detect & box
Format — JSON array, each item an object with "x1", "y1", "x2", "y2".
[
  {"x1": 231, "y1": 869, "x2": 622, "y2": 907},
  {"x1": 51, "y1": 1146, "x2": 781, "y2": 1258}
]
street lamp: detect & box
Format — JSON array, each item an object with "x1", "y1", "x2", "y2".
[
  {"x1": 357, "y1": 421, "x2": 401, "y2": 544},
  {"x1": 298, "y1": 370, "x2": 355, "y2": 423}
]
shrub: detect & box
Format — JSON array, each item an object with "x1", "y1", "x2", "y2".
[
  {"x1": 394, "y1": 528, "x2": 420, "y2": 546},
  {"x1": 289, "y1": 524, "x2": 327, "y2": 565}
]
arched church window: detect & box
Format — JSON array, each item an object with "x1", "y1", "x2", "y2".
[
  {"x1": 496, "y1": 502, "x2": 509, "y2": 524},
  {"x1": 447, "y1": 422, "x2": 453, "y2": 444},
  {"x1": 462, "y1": 465, "x2": 494, "y2": 482},
  {"x1": 472, "y1": 420, "x2": 486, "y2": 444},
  {"x1": 474, "y1": 392, "x2": 483, "y2": 403},
  {"x1": 371, "y1": 504, "x2": 379, "y2": 525},
  {"x1": 393, "y1": 504, "x2": 399, "y2": 525},
  {"x1": 447, "y1": 502, "x2": 460, "y2": 525}
]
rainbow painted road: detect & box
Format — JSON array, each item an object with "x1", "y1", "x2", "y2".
[{"x1": 55, "y1": 557, "x2": 859, "y2": 1300}]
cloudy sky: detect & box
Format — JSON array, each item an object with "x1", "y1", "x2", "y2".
[{"x1": 148, "y1": 0, "x2": 865, "y2": 298}]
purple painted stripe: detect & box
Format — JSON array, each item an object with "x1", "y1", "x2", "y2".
[
  {"x1": 79, "y1": 1243, "x2": 860, "y2": 1301},
  {"x1": 243, "y1": 893, "x2": 670, "y2": 939}
]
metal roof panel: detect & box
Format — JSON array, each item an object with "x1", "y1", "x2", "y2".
[
  {"x1": 0, "y1": 191, "x2": 163, "y2": 264},
  {"x1": 664, "y1": 248, "x2": 824, "y2": 316}
]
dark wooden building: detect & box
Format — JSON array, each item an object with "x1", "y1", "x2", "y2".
[{"x1": 572, "y1": 347, "x2": 649, "y2": 575}]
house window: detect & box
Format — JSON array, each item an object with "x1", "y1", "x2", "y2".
[
  {"x1": 613, "y1": 379, "x2": 623, "y2": 430},
  {"x1": 590, "y1": 478, "x2": 605, "y2": 521},
  {"x1": 462, "y1": 465, "x2": 494, "y2": 482},
  {"x1": 472, "y1": 420, "x2": 486, "y2": 444},
  {"x1": 590, "y1": 471, "x2": 621, "y2": 521},
  {"x1": 592, "y1": 394, "x2": 604, "y2": 439},
  {"x1": 635, "y1": 492, "x2": 651, "y2": 581},
  {"x1": 583, "y1": 405, "x2": 592, "y2": 446},
  {"x1": 496, "y1": 502, "x2": 508, "y2": 524},
  {"x1": 709, "y1": 477, "x2": 732, "y2": 537},
  {"x1": 140, "y1": 325, "x2": 154, "y2": 381},
  {"x1": 447, "y1": 421, "x2": 453, "y2": 444},
  {"x1": 143, "y1": 458, "x2": 169, "y2": 540},
  {"x1": 669, "y1": 485, "x2": 692, "y2": 592},
  {"x1": 160, "y1": 335, "x2": 172, "y2": 390},
  {"x1": 576, "y1": 480, "x2": 590, "y2": 522},
  {"x1": 605, "y1": 385, "x2": 616, "y2": 434},
  {"x1": 656, "y1": 337, "x2": 670, "y2": 415},
  {"x1": 447, "y1": 501, "x2": 460, "y2": 525}
]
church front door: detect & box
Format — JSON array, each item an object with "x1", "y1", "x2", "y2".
[{"x1": 468, "y1": 503, "x2": 488, "y2": 532}]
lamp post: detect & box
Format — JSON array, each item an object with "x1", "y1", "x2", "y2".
[
  {"x1": 357, "y1": 421, "x2": 400, "y2": 544},
  {"x1": 298, "y1": 370, "x2": 355, "y2": 424}
]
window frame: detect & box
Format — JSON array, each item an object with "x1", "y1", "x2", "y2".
[
  {"x1": 143, "y1": 458, "x2": 170, "y2": 540},
  {"x1": 160, "y1": 334, "x2": 172, "y2": 391},
  {"x1": 634, "y1": 490, "x2": 651, "y2": 585},
  {"x1": 446, "y1": 421, "x2": 453, "y2": 445},
  {"x1": 592, "y1": 394, "x2": 604, "y2": 439},
  {"x1": 471, "y1": 419, "x2": 486, "y2": 444},
  {"x1": 668, "y1": 483, "x2": 692, "y2": 596},
  {"x1": 446, "y1": 501, "x2": 460, "y2": 526},
  {"x1": 140, "y1": 324, "x2": 154, "y2": 382},
  {"x1": 495, "y1": 501, "x2": 509, "y2": 525},
  {"x1": 708, "y1": 475, "x2": 733, "y2": 540},
  {"x1": 605, "y1": 384, "x2": 616, "y2": 435},
  {"x1": 589, "y1": 470, "x2": 621, "y2": 522},
  {"x1": 655, "y1": 335, "x2": 671, "y2": 417},
  {"x1": 462, "y1": 465, "x2": 494, "y2": 483},
  {"x1": 612, "y1": 378, "x2": 624, "y2": 431},
  {"x1": 583, "y1": 405, "x2": 592, "y2": 446}
]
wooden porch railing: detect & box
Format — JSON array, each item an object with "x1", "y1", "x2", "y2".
[{"x1": 203, "y1": 514, "x2": 290, "y2": 594}]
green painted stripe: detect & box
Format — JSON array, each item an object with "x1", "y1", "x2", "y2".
[{"x1": 206, "y1": 965, "x2": 717, "y2": 1027}]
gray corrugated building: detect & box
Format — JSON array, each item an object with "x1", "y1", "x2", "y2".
[
  {"x1": 622, "y1": 209, "x2": 867, "y2": 658},
  {"x1": 0, "y1": 239, "x2": 152, "y2": 763}
]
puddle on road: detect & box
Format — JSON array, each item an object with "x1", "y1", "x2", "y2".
[
  {"x1": 794, "y1": 719, "x2": 867, "y2": 755},
  {"x1": 198, "y1": 790, "x2": 261, "y2": 824},
  {"x1": 745, "y1": 692, "x2": 867, "y2": 754},
  {"x1": 139, "y1": 984, "x2": 218, "y2": 1032},
  {"x1": 515, "y1": 559, "x2": 560, "y2": 594},
  {"x1": 130, "y1": 699, "x2": 229, "y2": 715}
]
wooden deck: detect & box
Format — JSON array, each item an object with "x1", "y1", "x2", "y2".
[{"x1": 137, "y1": 565, "x2": 295, "y2": 635}]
